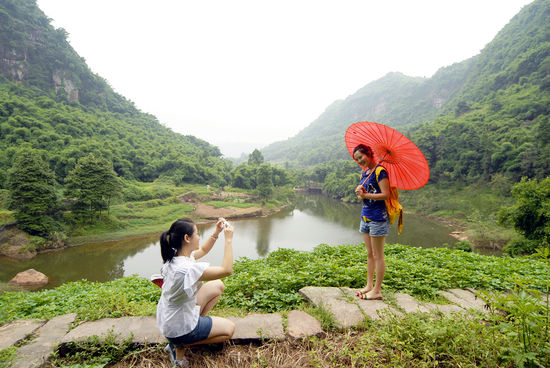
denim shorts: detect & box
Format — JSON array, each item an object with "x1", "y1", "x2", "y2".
[
  {"x1": 359, "y1": 218, "x2": 390, "y2": 237},
  {"x1": 167, "y1": 315, "x2": 212, "y2": 345}
]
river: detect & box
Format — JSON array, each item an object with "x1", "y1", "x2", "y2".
[{"x1": 0, "y1": 193, "x2": 463, "y2": 289}]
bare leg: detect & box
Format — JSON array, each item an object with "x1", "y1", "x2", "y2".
[
  {"x1": 174, "y1": 347, "x2": 189, "y2": 364},
  {"x1": 188, "y1": 316, "x2": 235, "y2": 345},
  {"x1": 366, "y1": 235, "x2": 385, "y2": 299},
  {"x1": 196, "y1": 280, "x2": 224, "y2": 316},
  {"x1": 357, "y1": 233, "x2": 374, "y2": 295}
]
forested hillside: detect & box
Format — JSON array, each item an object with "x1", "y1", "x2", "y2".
[
  {"x1": 0, "y1": 0, "x2": 227, "y2": 188},
  {"x1": 263, "y1": 0, "x2": 550, "y2": 183}
]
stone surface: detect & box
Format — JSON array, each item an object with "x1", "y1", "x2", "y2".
[
  {"x1": 12, "y1": 313, "x2": 76, "y2": 368},
  {"x1": 61, "y1": 316, "x2": 165, "y2": 344},
  {"x1": 439, "y1": 289, "x2": 487, "y2": 312},
  {"x1": 0, "y1": 319, "x2": 45, "y2": 350},
  {"x1": 299, "y1": 286, "x2": 364, "y2": 328},
  {"x1": 448, "y1": 289, "x2": 488, "y2": 310},
  {"x1": 423, "y1": 303, "x2": 464, "y2": 314},
  {"x1": 393, "y1": 293, "x2": 431, "y2": 313},
  {"x1": 228, "y1": 313, "x2": 285, "y2": 342},
  {"x1": 8, "y1": 269, "x2": 48, "y2": 287},
  {"x1": 342, "y1": 288, "x2": 397, "y2": 319},
  {"x1": 286, "y1": 310, "x2": 323, "y2": 339}
]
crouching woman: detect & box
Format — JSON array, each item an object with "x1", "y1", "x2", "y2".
[{"x1": 156, "y1": 217, "x2": 235, "y2": 367}]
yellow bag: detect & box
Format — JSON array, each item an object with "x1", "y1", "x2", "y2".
[{"x1": 375, "y1": 166, "x2": 403, "y2": 234}]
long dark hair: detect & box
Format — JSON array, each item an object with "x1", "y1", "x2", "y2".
[{"x1": 160, "y1": 218, "x2": 195, "y2": 263}]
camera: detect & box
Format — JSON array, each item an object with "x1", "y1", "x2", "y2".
[{"x1": 222, "y1": 220, "x2": 230, "y2": 228}]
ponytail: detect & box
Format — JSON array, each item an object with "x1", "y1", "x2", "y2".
[{"x1": 159, "y1": 218, "x2": 196, "y2": 263}]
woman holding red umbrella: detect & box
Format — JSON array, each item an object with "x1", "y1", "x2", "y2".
[
  {"x1": 346, "y1": 121, "x2": 430, "y2": 300},
  {"x1": 353, "y1": 144, "x2": 389, "y2": 300}
]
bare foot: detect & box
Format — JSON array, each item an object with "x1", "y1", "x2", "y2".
[
  {"x1": 355, "y1": 287, "x2": 373, "y2": 297},
  {"x1": 363, "y1": 291, "x2": 383, "y2": 300}
]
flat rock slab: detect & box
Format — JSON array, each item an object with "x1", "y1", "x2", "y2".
[
  {"x1": 341, "y1": 288, "x2": 397, "y2": 319},
  {"x1": 12, "y1": 313, "x2": 76, "y2": 368},
  {"x1": 0, "y1": 319, "x2": 45, "y2": 350},
  {"x1": 423, "y1": 303, "x2": 464, "y2": 314},
  {"x1": 286, "y1": 310, "x2": 323, "y2": 339},
  {"x1": 61, "y1": 316, "x2": 164, "y2": 344},
  {"x1": 439, "y1": 289, "x2": 487, "y2": 313},
  {"x1": 299, "y1": 286, "x2": 364, "y2": 328},
  {"x1": 393, "y1": 293, "x2": 431, "y2": 314},
  {"x1": 228, "y1": 313, "x2": 285, "y2": 342}
]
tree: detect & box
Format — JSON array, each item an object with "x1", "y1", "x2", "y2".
[
  {"x1": 256, "y1": 163, "x2": 273, "y2": 201},
  {"x1": 7, "y1": 149, "x2": 58, "y2": 236},
  {"x1": 248, "y1": 149, "x2": 264, "y2": 166},
  {"x1": 65, "y1": 153, "x2": 122, "y2": 220},
  {"x1": 498, "y1": 177, "x2": 550, "y2": 255}
]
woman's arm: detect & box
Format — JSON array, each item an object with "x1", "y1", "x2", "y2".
[
  {"x1": 199, "y1": 225, "x2": 234, "y2": 281},
  {"x1": 357, "y1": 177, "x2": 389, "y2": 201},
  {"x1": 193, "y1": 218, "x2": 224, "y2": 260}
]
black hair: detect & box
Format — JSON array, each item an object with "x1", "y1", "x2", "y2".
[
  {"x1": 160, "y1": 218, "x2": 196, "y2": 263},
  {"x1": 353, "y1": 144, "x2": 374, "y2": 159}
]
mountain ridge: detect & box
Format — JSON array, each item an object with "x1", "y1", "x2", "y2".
[{"x1": 261, "y1": 0, "x2": 548, "y2": 176}]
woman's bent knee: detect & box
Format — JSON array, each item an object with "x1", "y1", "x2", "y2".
[
  {"x1": 211, "y1": 279, "x2": 224, "y2": 292},
  {"x1": 227, "y1": 320, "x2": 235, "y2": 337}
]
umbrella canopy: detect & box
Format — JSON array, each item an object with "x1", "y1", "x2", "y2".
[{"x1": 345, "y1": 121, "x2": 429, "y2": 190}]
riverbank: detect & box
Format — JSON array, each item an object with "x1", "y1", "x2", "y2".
[{"x1": 0, "y1": 186, "x2": 291, "y2": 258}]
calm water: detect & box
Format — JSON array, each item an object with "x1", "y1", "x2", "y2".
[{"x1": 0, "y1": 194, "x2": 461, "y2": 289}]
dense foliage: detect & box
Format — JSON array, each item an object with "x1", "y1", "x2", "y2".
[
  {"x1": 499, "y1": 177, "x2": 550, "y2": 255},
  {"x1": 218, "y1": 243, "x2": 549, "y2": 312},
  {"x1": 6, "y1": 148, "x2": 59, "y2": 236},
  {"x1": 0, "y1": 276, "x2": 159, "y2": 324},
  {"x1": 65, "y1": 153, "x2": 122, "y2": 220}
]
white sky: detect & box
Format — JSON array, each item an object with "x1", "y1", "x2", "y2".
[{"x1": 37, "y1": 0, "x2": 533, "y2": 157}]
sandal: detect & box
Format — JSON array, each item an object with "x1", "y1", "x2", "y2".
[
  {"x1": 165, "y1": 343, "x2": 190, "y2": 367},
  {"x1": 355, "y1": 289, "x2": 371, "y2": 297}
]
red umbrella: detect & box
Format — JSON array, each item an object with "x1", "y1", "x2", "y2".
[{"x1": 345, "y1": 121, "x2": 429, "y2": 190}]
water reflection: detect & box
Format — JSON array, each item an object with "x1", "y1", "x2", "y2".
[
  {"x1": 0, "y1": 193, "x2": 462, "y2": 289},
  {"x1": 256, "y1": 218, "x2": 272, "y2": 257}
]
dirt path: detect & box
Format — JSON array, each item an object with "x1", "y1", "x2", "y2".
[
  {"x1": 193, "y1": 202, "x2": 264, "y2": 221},
  {"x1": 180, "y1": 190, "x2": 269, "y2": 223}
]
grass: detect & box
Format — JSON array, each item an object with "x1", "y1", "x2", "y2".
[
  {"x1": 0, "y1": 210, "x2": 15, "y2": 227},
  {"x1": 67, "y1": 198, "x2": 195, "y2": 243}
]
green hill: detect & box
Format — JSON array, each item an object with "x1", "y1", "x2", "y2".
[
  {"x1": 262, "y1": 0, "x2": 550, "y2": 183},
  {"x1": 0, "y1": 0, "x2": 227, "y2": 187}
]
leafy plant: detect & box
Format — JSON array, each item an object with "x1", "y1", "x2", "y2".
[
  {"x1": 218, "y1": 243, "x2": 550, "y2": 312},
  {"x1": 0, "y1": 276, "x2": 160, "y2": 325},
  {"x1": 479, "y1": 279, "x2": 550, "y2": 368}
]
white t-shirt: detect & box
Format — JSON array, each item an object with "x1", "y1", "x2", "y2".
[{"x1": 156, "y1": 253, "x2": 209, "y2": 338}]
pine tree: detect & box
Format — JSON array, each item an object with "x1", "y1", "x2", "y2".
[
  {"x1": 7, "y1": 149, "x2": 58, "y2": 236},
  {"x1": 65, "y1": 153, "x2": 122, "y2": 220},
  {"x1": 256, "y1": 163, "x2": 273, "y2": 201}
]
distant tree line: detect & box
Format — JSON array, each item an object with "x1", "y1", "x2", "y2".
[{"x1": 4, "y1": 145, "x2": 295, "y2": 239}]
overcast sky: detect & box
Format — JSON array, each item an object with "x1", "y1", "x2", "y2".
[{"x1": 37, "y1": 0, "x2": 533, "y2": 157}]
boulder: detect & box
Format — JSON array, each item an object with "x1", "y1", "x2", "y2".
[{"x1": 8, "y1": 269, "x2": 49, "y2": 287}]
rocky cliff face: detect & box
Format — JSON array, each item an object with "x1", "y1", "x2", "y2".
[
  {"x1": 0, "y1": 30, "x2": 79, "y2": 102},
  {"x1": 0, "y1": 42, "x2": 27, "y2": 83},
  {"x1": 52, "y1": 69, "x2": 79, "y2": 101}
]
